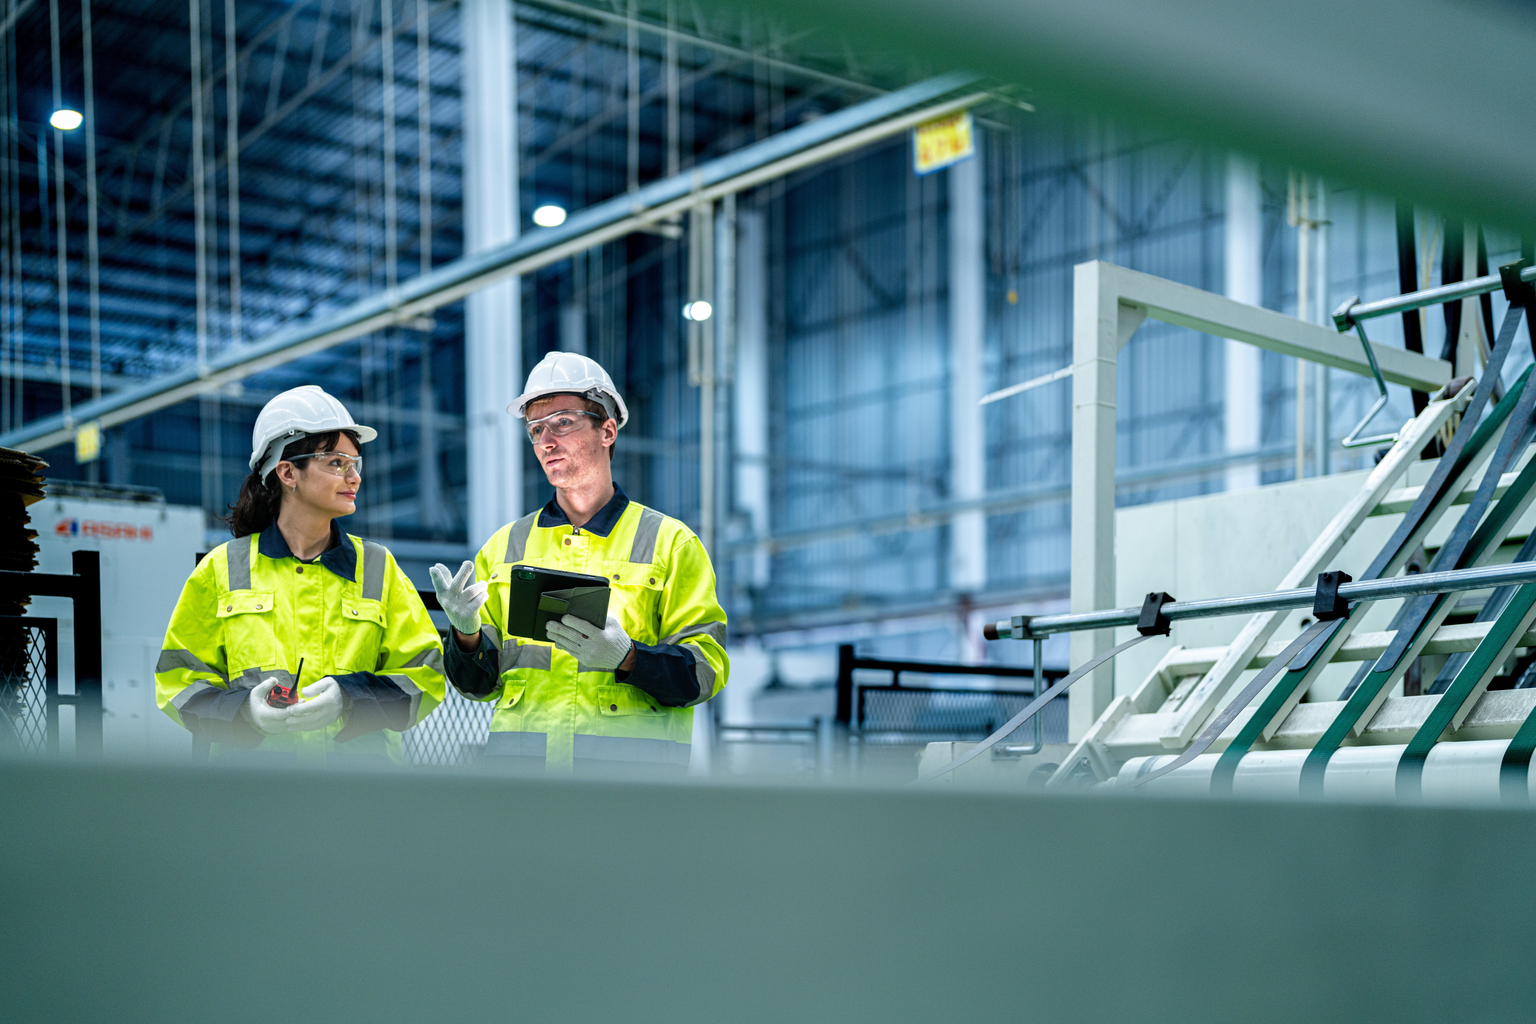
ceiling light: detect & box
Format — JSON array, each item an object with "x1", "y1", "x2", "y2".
[
  {"x1": 533, "y1": 204, "x2": 567, "y2": 228},
  {"x1": 49, "y1": 109, "x2": 82, "y2": 131},
  {"x1": 682, "y1": 300, "x2": 712, "y2": 322}
]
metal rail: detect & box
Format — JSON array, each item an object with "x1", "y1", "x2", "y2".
[
  {"x1": 1335, "y1": 263, "x2": 1536, "y2": 328},
  {"x1": 985, "y1": 559, "x2": 1536, "y2": 640}
]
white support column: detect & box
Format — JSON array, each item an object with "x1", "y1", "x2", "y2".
[
  {"x1": 1224, "y1": 154, "x2": 1263, "y2": 492},
  {"x1": 949, "y1": 145, "x2": 986, "y2": 601},
  {"x1": 1069, "y1": 262, "x2": 1145, "y2": 740},
  {"x1": 558, "y1": 303, "x2": 586, "y2": 354},
  {"x1": 734, "y1": 208, "x2": 770, "y2": 590},
  {"x1": 462, "y1": 0, "x2": 521, "y2": 545}
]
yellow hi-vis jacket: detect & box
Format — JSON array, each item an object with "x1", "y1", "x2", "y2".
[
  {"x1": 444, "y1": 488, "x2": 727, "y2": 772},
  {"x1": 156, "y1": 523, "x2": 446, "y2": 762}
]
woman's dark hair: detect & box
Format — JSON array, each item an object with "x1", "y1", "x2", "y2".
[{"x1": 224, "y1": 429, "x2": 361, "y2": 537}]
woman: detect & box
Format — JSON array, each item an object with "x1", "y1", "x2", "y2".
[{"x1": 156, "y1": 385, "x2": 445, "y2": 762}]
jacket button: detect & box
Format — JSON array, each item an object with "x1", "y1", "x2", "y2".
[
  {"x1": 296, "y1": 566, "x2": 304, "y2": 574},
  {"x1": 563, "y1": 538, "x2": 571, "y2": 546},
  {"x1": 610, "y1": 703, "x2": 617, "y2": 712},
  {"x1": 649, "y1": 578, "x2": 656, "y2": 585},
  {"x1": 254, "y1": 604, "x2": 262, "y2": 610},
  {"x1": 613, "y1": 574, "x2": 621, "y2": 581},
  {"x1": 225, "y1": 605, "x2": 232, "y2": 612},
  {"x1": 650, "y1": 706, "x2": 657, "y2": 712}
]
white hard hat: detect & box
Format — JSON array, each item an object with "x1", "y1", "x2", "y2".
[
  {"x1": 509, "y1": 351, "x2": 629, "y2": 428},
  {"x1": 249, "y1": 385, "x2": 377, "y2": 479}
]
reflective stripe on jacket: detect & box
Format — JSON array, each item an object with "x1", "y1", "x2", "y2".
[
  {"x1": 155, "y1": 527, "x2": 446, "y2": 762},
  {"x1": 450, "y1": 496, "x2": 728, "y2": 770}
]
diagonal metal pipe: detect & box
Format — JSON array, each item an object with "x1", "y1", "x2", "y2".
[{"x1": 0, "y1": 71, "x2": 984, "y2": 453}]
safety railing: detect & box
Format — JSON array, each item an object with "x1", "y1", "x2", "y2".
[
  {"x1": 836, "y1": 644, "x2": 1064, "y2": 756},
  {"x1": 0, "y1": 551, "x2": 103, "y2": 755}
]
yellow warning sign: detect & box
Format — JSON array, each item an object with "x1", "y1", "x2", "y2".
[
  {"x1": 912, "y1": 111, "x2": 975, "y2": 175},
  {"x1": 74, "y1": 421, "x2": 101, "y2": 464}
]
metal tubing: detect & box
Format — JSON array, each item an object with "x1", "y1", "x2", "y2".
[
  {"x1": 989, "y1": 559, "x2": 1536, "y2": 639},
  {"x1": 1340, "y1": 264, "x2": 1536, "y2": 327},
  {"x1": 0, "y1": 72, "x2": 983, "y2": 453}
]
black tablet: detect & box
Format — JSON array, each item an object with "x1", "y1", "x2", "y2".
[{"x1": 505, "y1": 564, "x2": 611, "y2": 642}]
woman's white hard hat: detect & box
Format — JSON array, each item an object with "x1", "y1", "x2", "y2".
[
  {"x1": 249, "y1": 385, "x2": 377, "y2": 479},
  {"x1": 509, "y1": 351, "x2": 629, "y2": 428}
]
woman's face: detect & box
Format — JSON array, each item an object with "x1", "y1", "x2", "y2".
[{"x1": 275, "y1": 433, "x2": 362, "y2": 519}]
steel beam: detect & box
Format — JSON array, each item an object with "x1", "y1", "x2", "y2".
[{"x1": 0, "y1": 72, "x2": 983, "y2": 453}]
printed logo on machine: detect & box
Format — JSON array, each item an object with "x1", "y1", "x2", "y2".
[{"x1": 54, "y1": 518, "x2": 153, "y2": 541}]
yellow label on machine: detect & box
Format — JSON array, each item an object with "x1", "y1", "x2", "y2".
[
  {"x1": 74, "y1": 421, "x2": 101, "y2": 463},
  {"x1": 912, "y1": 111, "x2": 974, "y2": 175}
]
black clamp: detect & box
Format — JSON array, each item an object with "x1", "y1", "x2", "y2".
[
  {"x1": 982, "y1": 615, "x2": 1033, "y2": 642},
  {"x1": 1500, "y1": 260, "x2": 1535, "y2": 308},
  {"x1": 1136, "y1": 592, "x2": 1175, "y2": 637},
  {"x1": 1312, "y1": 570, "x2": 1352, "y2": 621}
]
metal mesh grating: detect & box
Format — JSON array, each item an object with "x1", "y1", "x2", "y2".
[
  {"x1": 0, "y1": 622, "x2": 49, "y2": 754},
  {"x1": 403, "y1": 681, "x2": 494, "y2": 768},
  {"x1": 856, "y1": 686, "x2": 1068, "y2": 745}
]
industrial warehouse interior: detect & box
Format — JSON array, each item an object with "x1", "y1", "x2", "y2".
[{"x1": 4, "y1": 0, "x2": 1536, "y2": 1020}]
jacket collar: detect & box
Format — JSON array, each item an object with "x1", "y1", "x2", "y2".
[
  {"x1": 537, "y1": 484, "x2": 630, "y2": 538},
  {"x1": 257, "y1": 520, "x2": 357, "y2": 582}
]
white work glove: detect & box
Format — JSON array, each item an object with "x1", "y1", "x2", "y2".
[
  {"x1": 241, "y1": 678, "x2": 293, "y2": 736},
  {"x1": 545, "y1": 613, "x2": 633, "y2": 672},
  {"x1": 430, "y1": 560, "x2": 488, "y2": 636},
  {"x1": 286, "y1": 676, "x2": 345, "y2": 733}
]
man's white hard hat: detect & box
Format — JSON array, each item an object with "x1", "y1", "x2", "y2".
[
  {"x1": 509, "y1": 351, "x2": 629, "y2": 428},
  {"x1": 249, "y1": 385, "x2": 378, "y2": 479}
]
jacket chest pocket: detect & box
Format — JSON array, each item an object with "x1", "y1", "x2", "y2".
[
  {"x1": 334, "y1": 598, "x2": 386, "y2": 671},
  {"x1": 600, "y1": 561, "x2": 665, "y2": 642},
  {"x1": 218, "y1": 591, "x2": 279, "y2": 674},
  {"x1": 596, "y1": 683, "x2": 667, "y2": 717}
]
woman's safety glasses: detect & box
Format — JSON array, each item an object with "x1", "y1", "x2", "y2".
[
  {"x1": 288, "y1": 452, "x2": 363, "y2": 477},
  {"x1": 526, "y1": 408, "x2": 601, "y2": 444}
]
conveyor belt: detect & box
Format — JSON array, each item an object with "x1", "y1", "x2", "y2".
[
  {"x1": 1204, "y1": 360, "x2": 1529, "y2": 795},
  {"x1": 1396, "y1": 583, "x2": 1536, "y2": 800},
  {"x1": 1301, "y1": 306, "x2": 1535, "y2": 796},
  {"x1": 1124, "y1": 619, "x2": 1332, "y2": 790}
]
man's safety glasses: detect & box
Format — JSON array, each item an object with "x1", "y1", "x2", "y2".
[
  {"x1": 287, "y1": 452, "x2": 363, "y2": 477},
  {"x1": 526, "y1": 408, "x2": 601, "y2": 444}
]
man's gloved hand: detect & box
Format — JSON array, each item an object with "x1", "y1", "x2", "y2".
[
  {"x1": 241, "y1": 678, "x2": 293, "y2": 736},
  {"x1": 545, "y1": 613, "x2": 633, "y2": 672},
  {"x1": 430, "y1": 560, "x2": 488, "y2": 636},
  {"x1": 286, "y1": 676, "x2": 346, "y2": 732}
]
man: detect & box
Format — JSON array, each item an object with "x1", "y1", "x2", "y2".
[{"x1": 431, "y1": 351, "x2": 728, "y2": 775}]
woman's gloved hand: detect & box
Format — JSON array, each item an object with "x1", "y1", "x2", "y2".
[
  {"x1": 545, "y1": 613, "x2": 633, "y2": 672},
  {"x1": 241, "y1": 678, "x2": 293, "y2": 736},
  {"x1": 430, "y1": 560, "x2": 489, "y2": 636},
  {"x1": 286, "y1": 676, "x2": 346, "y2": 732}
]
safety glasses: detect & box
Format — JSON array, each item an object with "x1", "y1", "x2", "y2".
[
  {"x1": 287, "y1": 452, "x2": 363, "y2": 477},
  {"x1": 526, "y1": 408, "x2": 602, "y2": 444}
]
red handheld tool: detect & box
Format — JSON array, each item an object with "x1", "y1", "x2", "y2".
[{"x1": 265, "y1": 658, "x2": 304, "y2": 708}]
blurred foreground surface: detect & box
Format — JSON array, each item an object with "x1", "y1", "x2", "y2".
[{"x1": 2, "y1": 757, "x2": 1534, "y2": 1023}]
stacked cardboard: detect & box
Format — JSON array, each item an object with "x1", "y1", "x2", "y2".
[{"x1": 0, "y1": 448, "x2": 48, "y2": 615}]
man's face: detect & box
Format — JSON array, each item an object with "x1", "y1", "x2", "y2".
[{"x1": 526, "y1": 395, "x2": 616, "y2": 490}]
